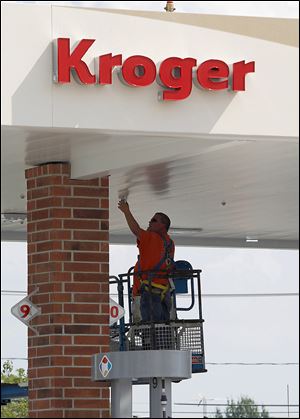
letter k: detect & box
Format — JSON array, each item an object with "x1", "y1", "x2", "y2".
[{"x1": 55, "y1": 38, "x2": 96, "y2": 84}]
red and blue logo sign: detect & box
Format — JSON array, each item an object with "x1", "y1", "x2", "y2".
[{"x1": 99, "y1": 355, "x2": 112, "y2": 378}]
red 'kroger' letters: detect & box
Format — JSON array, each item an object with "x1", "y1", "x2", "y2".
[{"x1": 53, "y1": 38, "x2": 255, "y2": 101}]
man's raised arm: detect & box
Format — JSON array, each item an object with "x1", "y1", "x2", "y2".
[{"x1": 118, "y1": 200, "x2": 143, "y2": 239}]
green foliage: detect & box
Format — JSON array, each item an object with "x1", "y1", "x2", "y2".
[
  {"x1": 214, "y1": 396, "x2": 269, "y2": 418},
  {"x1": 1, "y1": 399, "x2": 28, "y2": 418},
  {"x1": 1, "y1": 360, "x2": 29, "y2": 418},
  {"x1": 1, "y1": 360, "x2": 27, "y2": 384}
]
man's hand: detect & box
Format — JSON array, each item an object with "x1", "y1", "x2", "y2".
[{"x1": 118, "y1": 200, "x2": 129, "y2": 213}]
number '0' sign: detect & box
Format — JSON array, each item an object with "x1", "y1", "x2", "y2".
[
  {"x1": 110, "y1": 305, "x2": 119, "y2": 319},
  {"x1": 109, "y1": 298, "x2": 125, "y2": 325}
]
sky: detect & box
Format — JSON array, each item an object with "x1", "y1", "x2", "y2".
[{"x1": 1, "y1": 1, "x2": 299, "y2": 418}]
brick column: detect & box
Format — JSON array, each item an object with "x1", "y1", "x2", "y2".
[{"x1": 26, "y1": 163, "x2": 110, "y2": 418}]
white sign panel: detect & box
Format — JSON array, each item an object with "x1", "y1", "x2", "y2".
[
  {"x1": 11, "y1": 296, "x2": 41, "y2": 326},
  {"x1": 109, "y1": 298, "x2": 125, "y2": 326}
]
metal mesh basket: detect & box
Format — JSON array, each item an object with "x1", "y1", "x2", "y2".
[{"x1": 127, "y1": 320, "x2": 204, "y2": 352}]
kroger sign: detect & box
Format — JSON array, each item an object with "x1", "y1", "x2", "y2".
[{"x1": 53, "y1": 38, "x2": 255, "y2": 101}]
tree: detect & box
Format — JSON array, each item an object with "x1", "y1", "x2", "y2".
[
  {"x1": 214, "y1": 396, "x2": 269, "y2": 418},
  {"x1": 1, "y1": 360, "x2": 29, "y2": 418}
]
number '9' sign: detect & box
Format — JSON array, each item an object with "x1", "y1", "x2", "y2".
[{"x1": 19, "y1": 304, "x2": 30, "y2": 318}]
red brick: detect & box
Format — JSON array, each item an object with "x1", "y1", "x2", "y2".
[
  {"x1": 64, "y1": 262, "x2": 100, "y2": 272},
  {"x1": 73, "y1": 209, "x2": 108, "y2": 219},
  {"x1": 100, "y1": 242, "x2": 109, "y2": 252},
  {"x1": 49, "y1": 272, "x2": 71, "y2": 282},
  {"x1": 32, "y1": 357, "x2": 50, "y2": 368},
  {"x1": 74, "y1": 399, "x2": 109, "y2": 409},
  {"x1": 48, "y1": 186, "x2": 71, "y2": 196},
  {"x1": 36, "y1": 219, "x2": 62, "y2": 230},
  {"x1": 73, "y1": 187, "x2": 108, "y2": 197},
  {"x1": 32, "y1": 272, "x2": 49, "y2": 283},
  {"x1": 33, "y1": 410, "x2": 64, "y2": 418},
  {"x1": 41, "y1": 304, "x2": 63, "y2": 314},
  {"x1": 27, "y1": 222, "x2": 36, "y2": 232},
  {"x1": 36, "y1": 176, "x2": 62, "y2": 187},
  {"x1": 64, "y1": 283, "x2": 100, "y2": 293},
  {"x1": 49, "y1": 311, "x2": 71, "y2": 321},
  {"x1": 100, "y1": 283, "x2": 109, "y2": 293},
  {"x1": 49, "y1": 252, "x2": 71, "y2": 262},
  {"x1": 63, "y1": 304, "x2": 100, "y2": 314},
  {"x1": 38, "y1": 283, "x2": 62, "y2": 294},
  {"x1": 64, "y1": 197, "x2": 99, "y2": 208},
  {"x1": 63, "y1": 325, "x2": 100, "y2": 334},
  {"x1": 101, "y1": 221, "x2": 109, "y2": 230},
  {"x1": 64, "y1": 241, "x2": 99, "y2": 251},
  {"x1": 36, "y1": 197, "x2": 62, "y2": 209},
  {"x1": 31, "y1": 231, "x2": 50, "y2": 242},
  {"x1": 32, "y1": 188, "x2": 49, "y2": 199},
  {"x1": 25, "y1": 167, "x2": 35, "y2": 178},
  {"x1": 36, "y1": 241, "x2": 62, "y2": 252},
  {"x1": 51, "y1": 399, "x2": 73, "y2": 409},
  {"x1": 74, "y1": 336, "x2": 108, "y2": 345},
  {"x1": 28, "y1": 348, "x2": 38, "y2": 358},
  {"x1": 64, "y1": 346, "x2": 101, "y2": 356},
  {"x1": 73, "y1": 231, "x2": 108, "y2": 241},
  {"x1": 73, "y1": 357, "x2": 91, "y2": 366},
  {"x1": 74, "y1": 252, "x2": 107, "y2": 262},
  {"x1": 101, "y1": 263, "x2": 109, "y2": 273},
  {"x1": 48, "y1": 163, "x2": 69, "y2": 174},
  {"x1": 50, "y1": 356, "x2": 72, "y2": 366},
  {"x1": 37, "y1": 346, "x2": 63, "y2": 357},
  {"x1": 63, "y1": 368, "x2": 92, "y2": 378},
  {"x1": 41, "y1": 165, "x2": 49, "y2": 175},
  {"x1": 31, "y1": 378, "x2": 50, "y2": 389},
  {"x1": 28, "y1": 243, "x2": 36, "y2": 253},
  {"x1": 31, "y1": 294, "x2": 50, "y2": 305},
  {"x1": 28, "y1": 201, "x2": 36, "y2": 211},
  {"x1": 74, "y1": 293, "x2": 105, "y2": 303},
  {"x1": 50, "y1": 230, "x2": 71, "y2": 240},
  {"x1": 27, "y1": 179, "x2": 36, "y2": 189},
  {"x1": 37, "y1": 325, "x2": 63, "y2": 335},
  {"x1": 32, "y1": 253, "x2": 49, "y2": 263},
  {"x1": 64, "y1": 388, "x2": 100, "y2": 398},
  {"x1": 65, "y1": 411, "x2": 104, "y2": 418},
  {"x1": 101, "y1": 198, "x2": 109, "y2": 208},
  {"x1": 73, "y1": 273, "x2": 107, "y2": 282},
  {"x1": 32, "y1": 399, "x2": 50, "y2": 410},
  {"x1": 37, "y1": 388, "x2": 63, "y2": 399},
  {"x1": 49, "y1": 293, "x2": 72, "y2": 303},
  {"x1": 73, "y1": 378, "x2": 105, "y2": 388},
  {"x1": 36, "y1": 262, "x2": 62, "y2": 273},
  {"x1": 64, "y1": 220, "x2": 99, "y2": 230},
  {"x1": 101, "y1": 177, "x2": 109, "y2": 187},
  {"x1": 49, "y1": 208, "x2": 71, "y2": 218},
  {"x1": 49, "y1": 336, "x2": 72, "y2": 345},
  {"x1": 64, "y1": 178, "x2": 99, "y2": 186},
  {"x1": 73, "y1": 314, "x2": 108, "y2": 324},
  {"x1": 27, "y1": 170, "x2": 109, "y2": 418},
  {"x1": 30, "y1": 336, "x2": 50, "y2": 347},
  {"x1": 51, "y1": 378, "x2": 72, "y2": 387}
]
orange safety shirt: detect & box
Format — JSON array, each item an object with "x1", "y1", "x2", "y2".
[{"x1": 132, "y1": 230, "x2": 175, "y2": 297}]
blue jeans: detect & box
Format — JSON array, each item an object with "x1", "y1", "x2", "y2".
[{"x1": 140, "y1": 286, "x2": 171, "y2": 322}]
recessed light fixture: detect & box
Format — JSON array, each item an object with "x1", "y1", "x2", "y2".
[{"x1": 246, "y1": 236, "x2": 258, "y2": 243}]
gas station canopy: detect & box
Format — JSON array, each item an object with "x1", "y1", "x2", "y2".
[{"x1": 1, "y1": 3, "x2": 299, "y2": 249}]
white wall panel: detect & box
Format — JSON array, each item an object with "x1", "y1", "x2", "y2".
[{"x1": 1, "y1": 3, "x2": 52, "y2": 126}]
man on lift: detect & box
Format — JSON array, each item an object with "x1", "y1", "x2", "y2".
[{"x1": 118, "y1": 200, "x2": 175, "y2": 322}]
